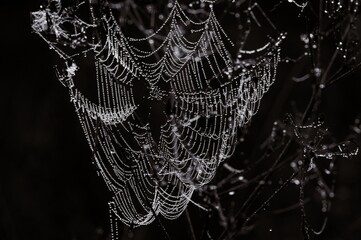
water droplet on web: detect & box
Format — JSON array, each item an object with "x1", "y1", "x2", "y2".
[{"x1": 228, "y1": 191, "x2": 235, "y2": 196}]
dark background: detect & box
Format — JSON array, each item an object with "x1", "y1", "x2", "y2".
[{"x1": 1, "y1": 1, "x2": 361, "y2": 240}]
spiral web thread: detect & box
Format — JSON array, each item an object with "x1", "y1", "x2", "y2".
[{"x1": 31, "y1": 0, "x2": 283, "y2": 228}]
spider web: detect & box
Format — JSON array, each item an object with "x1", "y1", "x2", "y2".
[{"x1": 31, "y1": 0, "x2": 282, "y2": 228}]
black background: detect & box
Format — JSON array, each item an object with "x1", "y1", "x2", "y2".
[{"x1": 2, "y1": 1, "x2": 361, "y2": 240}]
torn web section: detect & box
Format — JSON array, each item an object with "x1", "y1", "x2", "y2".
[{"x1": 30, "y1": 0, "x2": 96, "y2": 51}]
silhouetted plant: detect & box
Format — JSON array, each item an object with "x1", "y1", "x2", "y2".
[{"x1": 31, "y1": 0, "x2": 361, "y2": 239}]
